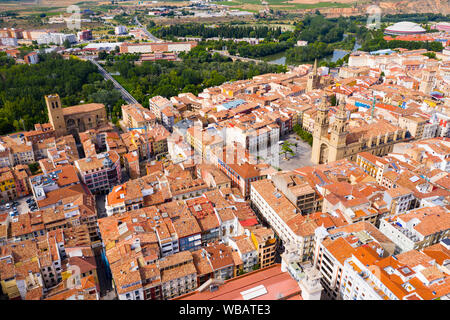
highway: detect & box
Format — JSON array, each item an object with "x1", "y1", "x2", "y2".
[
  {"x1": 134, "y1": 16, "x2": 162, "y2": 43},
  {"x1": 86, "y1": 56, "x2": 139, "y2": 105}
]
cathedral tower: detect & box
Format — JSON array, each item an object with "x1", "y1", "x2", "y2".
[
  {"x1": 311, "y1": 94, "x2": 330, "y2": 164},
  {"x1": 306, "y1": 59, "x2": 321, "y2": 93},
  {"x1": 328, "y1": 99, "x2": 349, "y2": 162}
]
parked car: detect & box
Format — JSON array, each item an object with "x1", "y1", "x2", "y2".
[{"x1": 5, "y1": 203, "x2": 10, "y2": 209}]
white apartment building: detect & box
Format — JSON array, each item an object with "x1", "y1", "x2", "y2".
[
  {"x1": 379, "y1": 206, "x2": 450, "y2": 253},
  {"x1": 383, "y1": 186, "x2": 415, "y2": 215},
  {"x1": 37, "y1": 33, "x2": 76, "y2": 45},
  {"x1": 227, "y1": 234, "x2": 258, "y2": 273},
  {"x1": 250, "y1": 179, "x2": 317, "y2": 262},
  {"x1": 340, "y1": 252, "x2": 397, "y2": 300},
  {"x1": 115, "y1": 25, "x2": 128, "y2": 35},
  {"x1": 225, "y1": 122, "x2": 280, "y2": 165}
]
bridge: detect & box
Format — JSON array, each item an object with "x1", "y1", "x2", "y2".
[
  {"x1": 85, "y1": 56, "x2": 139, "y2": 105},
  {"x1": 211, "y1": 50, "x2": 296, "y2": 70}
]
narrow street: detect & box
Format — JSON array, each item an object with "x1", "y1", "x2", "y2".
[{"x1": 93, "y1": 247, "x2": 116, "y2": 299}]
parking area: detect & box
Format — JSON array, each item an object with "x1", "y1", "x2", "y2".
[
  {"x1": 0, "y1": 195, "x2": 37, "y2": 218},
  {"x1": 17, "y1": 196, "x2": 37, "y2": 214}
]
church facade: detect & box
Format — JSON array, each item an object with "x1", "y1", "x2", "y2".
[
  {"x1": 311, "y1": 96, "x2": 408, "y2": 164},
  {"x1": 45, "y1": 94, "x2": 108, "y2": 137}
]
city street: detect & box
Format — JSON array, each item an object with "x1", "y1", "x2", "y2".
[
  {"x1": 93, "y1": 247, "x2": 115, "y2": 299},
  {"x1": 96, "y1": 194, "x2": 107, "y2": 219}
]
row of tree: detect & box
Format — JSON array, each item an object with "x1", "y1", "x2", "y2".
[
  {"x1": 106, "y1": 46, "x2": 286, "y2": 107},
  {"x1": 361, "y1": 29, "x2": 444, "y2": 52},
  {"x1": 153, "y1": 23, "x2": 283, "y2": 40},
  {"x1": 0, "y1": 53, "x2": 124, "y2": 135},
  {"x1": 285, "y1": 41, "x2": 334, "y2": 65},
  {"x1": 293, "y1": 124, "x2": 313, "y2": 146}
]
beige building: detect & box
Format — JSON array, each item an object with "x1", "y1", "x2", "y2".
[
  {"x1": 271, "y1": 171, "x2": 322, "y2": 215},
  {"x1": 306, "y1": 60, "x2": 321, "y2": 93},
  {"x1": 121, "y1": 103, "x2": 156, "y2": 131},
  {"x1": 311, "y1": 96, "x2": 407, "y2": 164},
  {"x1": 159, "y1": 251, "x2": 198, "y2": 300},
  {"x1": 250, "y1": 179, "x2": 318, "y2": 262},
  {"x1": 398, "y1": 115, "x2": 428, "y2": 139},
  {"x1": 45, "y1": 94, "x2": 108, "y2": 137}
]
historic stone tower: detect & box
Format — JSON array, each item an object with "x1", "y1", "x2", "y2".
[
  {"x1": 327, "y1": 99, "x2": 348, "y2": 162},
  {"x1": 311, "y1": 95, "x2": 330, "y2": 164},
  {"x1": 306, "y1": 59, "x2": 321, "y2": 93},
  {"x1": 419, "y1": 68, "x2": 436, "y2": 95},
  {"x1": 45, "y1": 94, "x2": 67, "y2": 137},
  {"x1": 311, "y1": 98, "x2": 349, "y2": 164}
]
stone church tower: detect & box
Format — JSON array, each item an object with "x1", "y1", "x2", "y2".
[
  {"x1": 311, "y1": 98, "x2": 349, "y2": 164},
  {"x1": 45, "y1": 94, "x2": 67, "y2": 137},
  {"x1": 419, "y1": 68, "x2": 436, "y2": 95},
  {"x1": 327, "y1": 99, "x2": 348, "y2": 163},
  {"x1": 306, "y1": 59, "x2": 321, "y2": 93},
  {"x1": 311, "y1": 94, "x2": 330, "y2": 164}
]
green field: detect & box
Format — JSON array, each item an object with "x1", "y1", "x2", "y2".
[{"x1": 212, "y1": 0, "x2": 353, "y2": 9}]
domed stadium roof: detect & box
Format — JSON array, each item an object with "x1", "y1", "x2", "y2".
[{"x1": 384, "y1": 21, "x2": 426, "y2": 35}]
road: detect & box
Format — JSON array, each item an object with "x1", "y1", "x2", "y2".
[
  {"x1": 134, "y1": 16, "x2": 162, "y2": 43},
  {"x1": 86, "y1": 57, "x2": 139, "y2": 105}
]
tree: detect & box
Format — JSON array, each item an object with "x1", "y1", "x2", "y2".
[
  {"x1": 28, "y1": 162, "x2": 41, "y2": 175},
  {"x1": 330, "y1": 94, "x2": 337, "y2": 106},
  {"x1": 63, "y1": 39, "x2": 72, "y2": 49},
  {"x1": 98, "y1": 51, "x2": 108, "y2": 60},
  {"x1": 280, "y1": 141, "x2": 295, "y2": 159},
  {"x1": 293, "y1": 124, "x2": 313, "y2": 146}
]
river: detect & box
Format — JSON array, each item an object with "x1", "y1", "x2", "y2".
[{"x1": 264, "y1": 38, "x2": 362, "y2": 66}]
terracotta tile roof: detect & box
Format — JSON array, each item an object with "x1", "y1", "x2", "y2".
[
  {"x1": 172, "y1": 216, "x2": 201, "y2": 238},
  {"x1": 62, "y1": 103, "x2": 105, "y2": 116},
  {"x1": 175, "y1": 264, "x2": 302, "y2": 300},
  {"x1": 397, "y1": 206, "x2": 450, "y2": 237},
  {"x1": 25, "y1": 286, "x2": 43, "y2": 300},
  {"x1": 68, "y1": 256, "x2": 97, "y2": 274},
  {"x1": 233, "y1": 236, "x2": 256, "y2": 254},
  {"x1": 422, "y1": 243, "x2": 450, "y2": 265},
  {"x1": 192, "y1": 249, "x2": 214, "y2": 276},
  {"x1": 322, "y1": 237, "x2": 356, "y2": 265}
]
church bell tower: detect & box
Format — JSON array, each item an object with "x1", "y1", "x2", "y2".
[{"x1": 45, "y1": 94, "x2": 67, "y2": 137}]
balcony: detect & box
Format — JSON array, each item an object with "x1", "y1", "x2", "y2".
[{"x1": 390, "y1": 222, "x2": 420, "y2": 242}]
